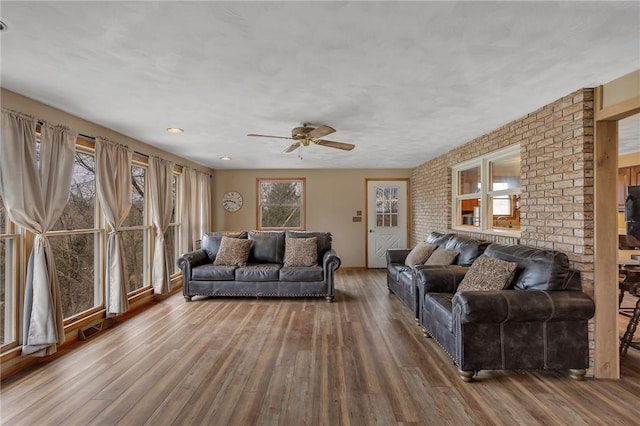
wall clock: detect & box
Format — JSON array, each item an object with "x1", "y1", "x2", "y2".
[{"x1": 222, "y1": 191, "x2": 243, "y2": 212}]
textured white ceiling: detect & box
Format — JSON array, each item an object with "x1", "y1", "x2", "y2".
[{"x1": 1, "y1": 1, "x2": 639, "y2": 169}]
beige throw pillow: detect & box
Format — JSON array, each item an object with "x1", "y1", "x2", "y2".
[
  {"x1": 424, "y1": 247, "x2": 459, "y2": 265},
  {"x1": 213, "y1": 236, "x2": 252, "y2": 267},
  {"x1": 405, "y1": 242, "x2": 438, "y2": 266},
  {"x1": 284, "y1": 237, "x2": 318, "y2": 267},
  {"x1": 457, "y1": 254, "x2": 518, "y2": 291}
]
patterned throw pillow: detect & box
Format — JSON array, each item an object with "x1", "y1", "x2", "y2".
[
  {"x1": 457, "y1": 254, "x2": 518, "y2": 291},
  {"x1": 405, "y1": 242, "x2": 438, "y2": 266},
  {"x1": 284, "y1": 237, "x2": 318, "y2": 267},
  {"x1": 213, "y1": 236, "x2": 252, "y2": 267},
  {"x1": 424, "y1": 247, "x2": 459, "y2": 265}
]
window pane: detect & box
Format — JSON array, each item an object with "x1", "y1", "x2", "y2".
[
  {"x1": 1, "y1": 238, "x2": 16, "y2": 345},
  {"x1": 53, "y1": 152, "x2": 96, "y2": 231},
  {"x1": 490, "y1": 155, "x2": 520, "y2": 191},
  {"x1": 121, "y1": 229, "x2": 149, "y2": 293},
  {"x1": 458, "y1": 167, "x2": 481, "y2": 195},
  {"x1": 170, "y1": 174, "x2": 178, "y2": 224},
  {"x1": 259, "y1": 180, "x2": 304, "y2": 229},
  {"x1": 0, "y1": 195, "x2": 6, "y2": 234},
  {"x1": 458, "y1": 199, "x2": 480, "y2": 227},
  {"x1": 123, "y1": 165, "x2": 145, "y2": 228},
  {"x1": 492, "y1": 196, "x2": 512, "y2": 216},
  {"x1": 50, "y1": 233, "x2": 100, "y2": 319}
]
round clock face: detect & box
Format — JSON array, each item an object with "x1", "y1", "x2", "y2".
[{"x1": 222, "y1": 191, "x2": 243, "y2": 212}]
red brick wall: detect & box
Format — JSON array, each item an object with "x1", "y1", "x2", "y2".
[{"x1": 411, "y1": 88, "x2": 596, "y2": 369}]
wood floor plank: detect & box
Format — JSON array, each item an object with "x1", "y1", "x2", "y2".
[{"x1": 2, "y1": 269, "x2": 640, "y2": 425}]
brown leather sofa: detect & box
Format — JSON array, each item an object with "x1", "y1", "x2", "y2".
[
  {"x1": 386, "y1": 232, "x2": 489, "y2": 319},
  {"x1": 177, "y1": 230, "x2": 341, "y2": 302},
  {"x1": 416, "y1": 242, "x2": 595, "y2": 381}
]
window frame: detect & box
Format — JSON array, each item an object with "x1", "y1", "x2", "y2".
[
  {"x1": 0, "y1": 213, "x2": 20, "y2": 352},
  {"x1": 452, "y1": 144, "x2": 521, "y2": 235},
  {"x1": 256, "y1": 178, "x2": 306, "y2": 231}
]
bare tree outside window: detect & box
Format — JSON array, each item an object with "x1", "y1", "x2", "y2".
[
  {"x1": 121, "y1": 165, "x2": 150, "y2": 293},
  {"x1": 258, "y1": 179, "x2": 305, "y2": 230}
]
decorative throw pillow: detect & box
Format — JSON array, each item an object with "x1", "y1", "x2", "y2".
[
  {"x1": 213, "y1": 236, "x2": 252, "y2": 267},
  {"x1": 405, "y1": 242, "x2": 438, "y2": 266},
  {"x1": 424, "y1": 247, "x2": 459, "y2": 265},
  {"x1": 457, "y1": 254, "x2": 518, "y2": 291},
  {"x1": 284, "y1": 237, "x2": 318, "y2": 267}
]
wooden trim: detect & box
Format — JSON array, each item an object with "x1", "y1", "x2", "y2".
[
  {"x1": 364, "y1": 178, "x2": 411, "y2": 268},
  {"x1": 595, "y1": 90, "x2": 640, "y2": 121},
  {"x1": 594, "y1": 112, "x2": 621, "y2": 378}
]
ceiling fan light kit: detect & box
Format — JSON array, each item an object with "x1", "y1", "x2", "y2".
[{"x1": 247, "y1": 124, "x2": 355, "y2": 159}]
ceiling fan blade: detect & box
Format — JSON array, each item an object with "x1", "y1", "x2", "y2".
[
  {"x1": 308, "y1": 125, "x2": 336, "y2": 139},
  {"x1": 247, "y1": 133, "x2": 294, "y2": 140},
  {"x1": 314, "y1": 139, "x2": 355, "y2": 151},
  {"x1": 283, "y1": 143, "x2": 300, "y2": 153}
]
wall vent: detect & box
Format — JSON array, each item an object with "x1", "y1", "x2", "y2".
[{"x1": 78, "y1": 317, "x2": 115, "y2": 341}]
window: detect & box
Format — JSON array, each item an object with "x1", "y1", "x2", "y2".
[
  {"x1": 257, "y1": 178, "x2": 305, "y2": 230},
  {"x1": 0, "y1": 194, "x2": 19, "y2": 349},
  {"x1": 376, "y1": 187, "x2": 400, "y2": 227},
  {"x1": 47, "y1": 149, "x2": 103, "y2": 321},
  {"x1": 452, "y1": 145, "x2": 521, "y2": 233},
  {"x1": 121, "y1": 163, "x2": 151, "y2": 294}
]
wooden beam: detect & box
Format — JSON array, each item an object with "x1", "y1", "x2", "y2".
[
  {"x1": 593, "y1": 118, "x2": 620, "y2": 379},
  {"x1": 595, "y1": 94, "x2": 640, "y2": 121}
]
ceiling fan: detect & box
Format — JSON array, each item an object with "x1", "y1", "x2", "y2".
[{"x1": 247, "y1": 124, "x2": 355, "y2": 155}]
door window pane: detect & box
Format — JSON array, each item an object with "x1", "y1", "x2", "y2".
[{"x1": 375, "y1": 186, "x2": 399, "y2": 228}]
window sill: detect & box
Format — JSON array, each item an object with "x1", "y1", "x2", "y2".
[{"x1": 452, "y1": 225, "x2": 521, "y2": 239}]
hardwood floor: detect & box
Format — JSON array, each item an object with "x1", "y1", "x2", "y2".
[{"x1": 2, "y1": 269, "x2": 639, "y2": 425}]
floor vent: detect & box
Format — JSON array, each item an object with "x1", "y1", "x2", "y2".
[{"x1": 78, "y1": 317, "x2": 115, "y2": 341}]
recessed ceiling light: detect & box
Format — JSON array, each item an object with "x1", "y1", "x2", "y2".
[
  {"x1": 166, "y1": 127, "x2": 184, "y2": 134},
  {"x1": 0, "y1": 21, "x2": 7, "y2": 32},
  {"x1": 220, "y1": 157, "x2": 232, "y2": 161}
]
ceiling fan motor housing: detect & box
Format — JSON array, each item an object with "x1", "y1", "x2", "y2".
[{"x1": 292, "y1": 125, "x2": 314, "y2": 139}]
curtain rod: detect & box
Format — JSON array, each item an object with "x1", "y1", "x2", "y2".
[{"x1": 37, "y1": 122, "x2": 212, "y2": 177}]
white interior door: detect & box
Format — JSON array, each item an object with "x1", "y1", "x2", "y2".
[{"x1": 367, "y1": 180, "x2": 408, "y2": 268}]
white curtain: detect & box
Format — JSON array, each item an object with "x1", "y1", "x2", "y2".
[
  {"x1": 180, "y1": 167, "x2": 199, "y2": 253},
  {"x1": 149, "y1": 157, "x2": 175, "y2": 294},
  {"x1": 0, "y1": 109, "x2": 77, "y2": 356},
  {"x1": 198, "y1": 171, "x2": 212, "y2": 236},
  {"x1": 95, "y1": 138, "x2": 132, "y2": 315}
]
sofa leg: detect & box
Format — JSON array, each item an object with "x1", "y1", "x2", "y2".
[
  {"x1": 184, "y1": 295, "x2": 193, "y2": 302},
  {"x1": 458, "y1": 369, "x2": 474, "y2": 382},
  {"x1": 569, "y1": 369, "x2": 586, "y2": 381},
  {"x1": 325, "y1": 296, "x2": 334, "y2": 303}
]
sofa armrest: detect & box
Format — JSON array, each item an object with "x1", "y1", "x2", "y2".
[
  {"x1": 177, "y1": 249, "x2": 210, "y2": 272},
  {"x1": 452, "y1": 290, "x2": 595, "y2": 324},
  {"x1": 415, "y1": 265, "x2": 469, "y2": 295},
  {"x1": 323, "y1": 249, "x2": 342, "y2": 273},
  {"x1": 386, "y1": 248, "x2": 411, "y2": 265}
]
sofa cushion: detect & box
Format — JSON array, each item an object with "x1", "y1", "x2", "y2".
[
  {"x1": 235, "y1": 264, "x2": 281, "y2": 281},
  {"x1": 284, "y1": 237, "x2": 318, "y2": 267},
  {"x1": 405, "y1": 242, "x2": 438, "y2": 266},
  {"x1": 424, "y1": 247, "x2": 459, "y2": 265},
  {"x1": 279, "y1": 266, "x2": 324, "y2": 282},
  {"x1": 191, "y1": 264, "x2": 236, "y2": 281},
  {"x1": 286, "y1": 231, "x2": 332, "y2": 260},
  {"x1": 201, "y1": 231, "x2": 248, "y2": 261},
  {"x1": 445, "y1": 235, "x2": 490, "y2": 266},
  {"x1": 457, "y1": 254, "x2": 518, "y2": 292},
  {"x1": 248, "y1": 231, "x2": 285, "y2": 264},
  {"x1": 213, "y1": 236, "x2": 253, "y2": 267},
  {"x1": 483, "y1": 244, "x2": 571, "y2": 291}
]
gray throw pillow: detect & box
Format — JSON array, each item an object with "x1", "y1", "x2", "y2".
[
  {"x1": 213, "y1": 236, "x2": 252, "y2": 267},
  {"x1": 424, "y1": 247, "x2": 459, "y2": 265},
  {"x1": 457, "y1": 254, "x2": 518, "y2": 291},
  {"x1": 405, "y1": 242, "x2": 438, "y2": 266}
]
